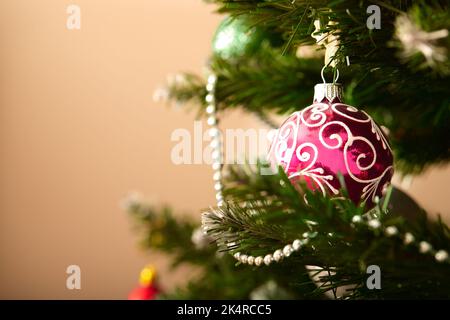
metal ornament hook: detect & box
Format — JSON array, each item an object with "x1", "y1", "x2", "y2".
[
  {"x1": 315, "y1": 67, "x2": 343, "y2": 103},
  {"x1": 321, "y1": 66, "x2": 339, "y2": 84}
]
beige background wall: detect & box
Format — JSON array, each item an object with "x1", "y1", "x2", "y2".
[{"x1": 0, "y1": 0, "x2": 448, "y2": 299}]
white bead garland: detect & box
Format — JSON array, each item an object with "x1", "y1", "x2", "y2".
[
  {"x1": 205, "y1": 73, "x2": 224, "y2": 207},
  {"x1": 292, "y1": 239, "x2": 302, "y2": 251},
  {"x1": 283, "y1": 245, "x2": 293, "y2": 257},
  {"x1": 435, "y1": 250, "x2": 449, "y2": 262},
  {"x1": 273, "y1": 249, "x2": 283, "y2": 262},
  {"x1": 351, "y1": 215, "x2": 362, "y2": 223},
  {"x1": 419, "y1": 241, "x2": 432, "y2": 254},
  {"x1": 404, "y1": 232, "x2": 415, "y2": 245},
  {"x1": 233, "y1": 235, "x2": 309, "y2": 267},
  {"x1": 385, "y1": 226, "x2": 398, "y2": 236},
  {"x1": 368, "y1": 219, "x2": 381, "y2": 229},
  {"x1": 231, "y1": 215, "x2": 449, "y2": 266},
  {"x1": 263, "y1": 254, "x2": 273, "y2": 266}
]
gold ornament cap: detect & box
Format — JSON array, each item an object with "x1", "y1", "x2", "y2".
[{"x1": 313, "y1": 83, "x2": 343, "y2": 103}]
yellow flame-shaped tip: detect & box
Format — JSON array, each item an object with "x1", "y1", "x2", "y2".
[{"x1": 139, "y1": 265, "x2": 156, "y2": 286}]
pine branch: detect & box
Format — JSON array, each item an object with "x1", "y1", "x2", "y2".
[
  {"x1": 166, "y1": 48, "x2": 450, "y2": 173},
  {"x1": 206, "y1": 1, "x2": 450, "y2": 73},
  {"x1": 201, "y1": 162, "x2": 450, "y2": 299},
  {"x1": 125, "y1": 195, "x2": 321, "y2": 299}
]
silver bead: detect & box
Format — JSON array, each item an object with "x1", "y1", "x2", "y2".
[
  {"x1": 292, "y1": 239, "x2": 302, "y2": 251},
  {"x1": 368, "y1": 219, "x2": 381, "y2": 229},
  {"x1": 435, "y1": 250, "x2": 449, "y2": 263},
  {"x1": 240, "y1": 254, "x2": 248, "y2": 264},
  {"x1": 215, "y1": 192, "x2": 223, "y2": 201},
  {"x1": 211, "y1": 150, "x2": 221, "y2": 161},
  {"x1": 283, "y1": 245, "x2": 293, "y2": 257},
  {"x1": 207, "y1": 74, "x2": 217, "y2": 84},
  {"x1": 352, "y1": 215, "x2": 362, "y2": 223},
  {"x1": 419, "y1": 241, "x2": 432, "y2": 253},
  {"x1": 214, "y1": 182, "x2": 222, "y2": 191},
  {"x1": 233, "y1": 252, "x2": 240, "y2": 260},
  {"x1": 210, "y1": 138, "x2": 221, "y2": 149},
  {"x1": 254, "y1": 256, "x2": 263, "y2": 266},
  {"x1": 206, "y1": 83, "x2": 215, "y2": 92},
  {"x1": 206, "y1": 105, "x2": 215, "y2": 114},
  {"x1": 207, "y1": 116, "x2": 216, "y2": 126},
  {"x1": 205, "y1": 94, "x2": 214, "y2": 103},
  {"x1": 217, "y1": 200, "x2": 224, "y2": 207},
  {"x1": 404, "y1": 232, "x2": 415, "y2": 245},
  {"x1": 273, "y1": 249, "x2": 283, "y2": 262},
  {"x1": 385, "y1": 226, "x2": 398, "y2": 236},
  {"x1": 247, "y1": 256, "x2": 255, "y2": 265},
  {"x1": 263, "y1": 254, "x2": 273, "y2": 266},
  {"x1": 208, "y1": 128, "x2": 219, "y2": 137},
  {"x1": 212, "y1": 162, "x2": 221, "y2": 171},
  {"x1": 213, "y1": 171, "x2": 221, "y2": 181}
]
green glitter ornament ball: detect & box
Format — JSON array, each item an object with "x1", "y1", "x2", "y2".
[{"x1": 212, "y1": 15, "x2": 283, "y2": 59}]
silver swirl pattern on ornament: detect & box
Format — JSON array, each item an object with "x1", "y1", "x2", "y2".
[{"x1": 270, "y1": 102, "x2": 393, "y2": 203}]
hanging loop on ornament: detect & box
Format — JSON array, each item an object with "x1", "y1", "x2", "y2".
[{"x1": 321, "y1": 66, "x2": 339, "y2": 84}]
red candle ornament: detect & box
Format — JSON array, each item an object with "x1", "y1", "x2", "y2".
[{"x1": 128, "y1": 265, "x2": 160, "y2": 300}]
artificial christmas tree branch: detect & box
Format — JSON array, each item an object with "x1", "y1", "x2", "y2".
[
  {"x1": 165, "y1": 47, "x2": 450, "y2": 172},
  {"x1": 125, "y1": 195, "x2": 319, "y2": 299},
  {"x1": 206, "y1": 1, "x2": 450, "y2": 72},
  {"x1": 201, "y1": 163, "x2": 450, "y2": 298}
]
